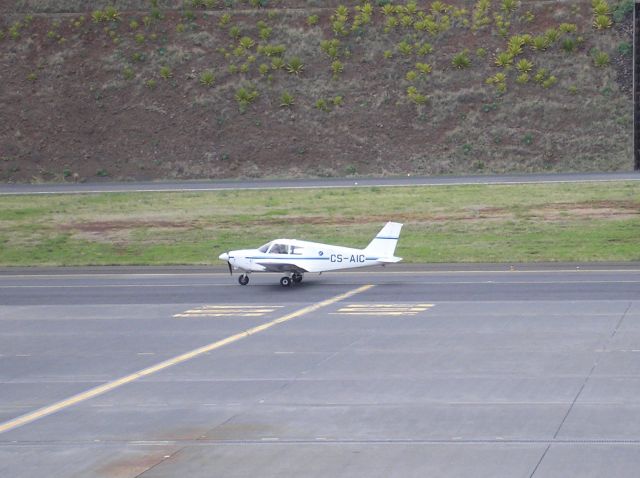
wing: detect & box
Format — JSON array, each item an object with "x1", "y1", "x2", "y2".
[{"x1": 254, "y1": 262, "x2": 309, "y2": 273}]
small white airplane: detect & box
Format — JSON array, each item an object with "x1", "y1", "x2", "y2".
[{"x1": 218, "y1": 222, "x2": 403, "y2": 286}]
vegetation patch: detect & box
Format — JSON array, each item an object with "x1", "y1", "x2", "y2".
[
  {"x1": 0, "y1": 182, "x2": 638, "y2": 266},
  {"x1": 0, "y1": 0, "x2": 633, "y2": 182}
]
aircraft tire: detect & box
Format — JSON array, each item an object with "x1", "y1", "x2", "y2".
[
  {"x1": 292, "y1": 273, "x2": 303, "y2": 284},
  {"x1": 280, "y1": 277, "x2": 292, "y2": 287},
  {"x1": 238, "y1": 274, "x2": 249, "y2": 286}
]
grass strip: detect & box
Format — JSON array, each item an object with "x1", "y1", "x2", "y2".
[{"x1": 0, "y1": 182, "x2": 638, "y2": 266}]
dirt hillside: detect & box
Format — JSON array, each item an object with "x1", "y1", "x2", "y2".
[{"x1": 0, "y1": 0, "x2": 634, "y2": 182}]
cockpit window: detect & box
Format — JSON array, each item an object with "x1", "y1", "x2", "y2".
[
  {"x1": 268, "y1": 243, "x2": 288, "y2": 254},
  {"x1": 258, "y1": 242, "x2": 271, "y2": 253}
]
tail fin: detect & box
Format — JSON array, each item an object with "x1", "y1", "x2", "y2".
[{"x1": 364, "y1": 222, "x2": 403, "y2": 259}]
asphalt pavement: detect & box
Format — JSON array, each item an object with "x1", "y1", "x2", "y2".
[
  {"x1": 1, "y1": 266, "x2": 639, "y2": 477},
  {"x1": 0, "y1": 171, "x2": 638, "y2": 195}
]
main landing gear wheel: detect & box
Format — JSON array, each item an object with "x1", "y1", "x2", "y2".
[
  {"x1": 238, "y1": 274, "x2": 249, "y2": 286},
  {"x1": 280, "y1": 276, "x2": 292, "y2": 287},
  {"x1": 292, "y1": 273, "x2": 303, "y2": 284}
]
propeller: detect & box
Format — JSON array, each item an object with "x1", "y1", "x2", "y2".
[{"x1": 219, "y1": 251, "x2": 232, "y2": 275}]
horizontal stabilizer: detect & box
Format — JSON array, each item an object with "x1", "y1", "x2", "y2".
[{"x1": 377, "y1": 256, "x2": 403, "y2": 263}]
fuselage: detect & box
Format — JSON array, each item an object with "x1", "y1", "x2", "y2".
[{"x1": 219, "y1": 239, "x2": 390, "y2": 274}]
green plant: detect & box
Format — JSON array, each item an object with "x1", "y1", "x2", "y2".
[
  {"x1": 219, "y1": 13, "x2": 231, "y2": 27},
  {"x1": 123, "y1": 67, "x2": 135, "y2": 80},
  {"x1": 27, "y1": 72, "x2": 37, "y2": 82},
  {"x1": 562, "y1": 38, "x2": 576, "y2": 52},
  {"x1": 542, "y1": 75, "x2": 557, "y2": 88},
  {"x1": 532, "y1": 35, "x2": 550, "y2": 51},
  {"x1": 258, "y1": 63, "x2": 270, "y2": 76},
  {"x1": 397, "y1": 40, "x2": 413, "y2": 56},
  {"x1": 613, "y1": 0, "x2": 634, "y2": 22},
  {"x1": 533, "y1": 68, "x2": 548, "y2": 84},
  {"x1": 494, "y1": 51, "x2": 513, "y2": 67},
  {"x1": 259, "y1": 27, "x2": 272, "y2": 41},
  {"x1": 92, "y1": 10, "x2": 107, "y2": 23},
  {"x1": 159, "y1": 66, "x2": 172, "y2": 79},
  {"x1": 104, "y1": 6, "x2": 121, "y2": 22},
  {"x1": 415, "y1": 62, "x2": 432, "y2": 75},
  {"x1": 452, "y1": 50, "x2": 471, "y2": 69},
  {"x1": 96, "y1": 169, "x2": 109, "y2": 177},
  {"x1": 145, "y1": 79, "x2": 157, "y2": 88},
  {"x1": 280, "y1": 91, "x2": 294, "y2": 107},
  {"x1": 383, "y1": 50, "x2": 393, "y2": 59},
  {"x1": 235, "y1": 85, "x2": 259, "y2": 109},
  {"x1": 262, "y1": 44, "x2": 286, "y2": 57},
  {"x1": 522, "y1": 133, "x2": 534, "y2": 145},
  {"x1": 239, "y1": 36, "x2": 255, "y2": 50},
  {"x1": 132, "y1": 52, "x2": 145, "y2": 62},
  {"x1": 286, "y1": 57, "x2": 304, "y2": 75},
  {"x1": 176, "y1": 23, "x2": 186, "y2": 33},
  {"x1": 331, "y1": 60, "x2": 344, "y2": 77},
  {"x1": 486, "y1": 72, "x2": 507, "y2": 93},
  {"x1": 332, "y1": 95, "x2": 343, "y2": 106},
  {"x1": 593, "y1": 14, "x2": 613, "y2": 29},
  {"x1": 200, "y1": 70, "x2": 215, "y2": 86},
  {"x1": 476, "y1": 47, "x2": 487, "y2": 58},
  {"x1": 559, "y1": 22, "x2": 578, "y2": 33},
  {"x1": 618, "y1": 41, "x2": 632, "y2": 56},
  {"x1": 472, "y1": 0, "x2": 492, "y2": 31},
  {"x1": 516, "y1": 58, "x2": 533, "y2": 72},
  {"x1": 315, "y1": 98, "x2": 329, "y2": 111},
  {"x1": 516, "y1": 72, "x2": 529, "y2": 84},
  {"x1": 307, "y1": 14, "x2": 319, "y2": 26},
  {"x1": 381, "y1": 4, "x2": 395, "y2": 15},
  {"x1": 501, "y1": 0, "x2": 519, "y2": 13},
  {"x1": 593, "y1": 50, "x2": 610, "y2": 67},
  {"x1": 229, "y1": 25, "x2": 241, "y2": 39},
  {"x1": 135, "y1": 33, "x2": 145, "y2": 44},
  {"x1": 406, "y1": 86, "x2": 428, "y2": 104},
  {"x1": 321, "y1": 39, "x2": 341, "y2": 59},
  {"x1": 544, "y1": 28, "x2": 559, "y2": 44},
  {"x1": 416, "y1": 42, "x2": 434, "y2": 56},
  {"x1": 406, "y1": 70, "x2": 418, "y2": 81},
  {"x1": 593, "y1": 0, "x2": 611, "y2": 16}
]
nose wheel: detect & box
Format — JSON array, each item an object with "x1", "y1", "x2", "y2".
[{"x1": 238, "y1": 274, "x2": 249, "y2": 286}]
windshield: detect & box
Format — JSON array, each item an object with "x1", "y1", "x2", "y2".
[{"x1": 258, "y1": 242, "x2": 271, "y2": 253}]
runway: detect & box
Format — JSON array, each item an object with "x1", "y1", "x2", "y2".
[{"x1": 1, "y1": 267, "x2": 639, "y2": 477}]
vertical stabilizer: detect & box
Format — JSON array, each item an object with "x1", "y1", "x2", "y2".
[{"x1": 364, "y1": 222, "x2": 403, "y2": 258}]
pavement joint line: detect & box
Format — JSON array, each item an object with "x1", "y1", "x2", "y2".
[{"x1": 0, "y1": 284, "x2": 374, "y2": 435}]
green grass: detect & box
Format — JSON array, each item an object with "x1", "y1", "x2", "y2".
[{"x1": 0, "y1": 182, "x2": 638, "y2": 266}]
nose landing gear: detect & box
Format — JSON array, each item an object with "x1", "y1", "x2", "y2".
[{"x1": 238, "y1": 274, "x2": 250, "y2": 286}]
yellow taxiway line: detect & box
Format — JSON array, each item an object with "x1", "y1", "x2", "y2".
[{"x1": 0, "y1": 284, "x2": 374, "y2": 435}]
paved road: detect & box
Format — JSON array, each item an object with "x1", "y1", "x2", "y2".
[
  {"x1": 1, "y1": 267, "x2": 639, "y2": 477},
  {"x1": 1, "y1": 172, "x2": 638, "y2": 195}
]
